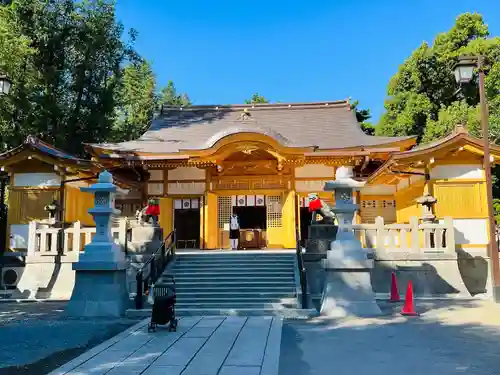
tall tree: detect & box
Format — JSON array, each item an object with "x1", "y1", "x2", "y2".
[
  {"x1": 0, "y1": 3, "x2": 36, "y2": 150},
  {"x1": 350, "y1": 100, "x2": 375, "y2": 135},
  {"x1": 158, "y1": 81, "x2": 191, "y2": 107},
  {"x1": 376, "y1": 13, "x2": 500, "y2": 144},
  {"x1": 112, "y1": 60, "x2": 157, "y2": 141},
  {"x1": 245, "y1": 93, "x2": 269, "y2": 104},
  {"x1": 0, "y1": 0, "x2": 138, "y2": 156}
]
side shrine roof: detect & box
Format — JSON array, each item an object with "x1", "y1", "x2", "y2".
[
  {"x1": 367, "y1": 127, "x2": 500, "y2": 185},
  {"x1": 0, "y1": 135, "x2": 90, "y2": 166},
  {"x1": 87, "y1": 101, "x2": 415, "y2": 157}
]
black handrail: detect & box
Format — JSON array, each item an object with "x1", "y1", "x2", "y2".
[
  {"x1": 295, "y1": 229, "x2": 308, "y2": 309},
  {"x1": 135, "y1": 229, "x2": 176, "y2": 309}
]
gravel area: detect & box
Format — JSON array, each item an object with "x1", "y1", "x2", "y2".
[
  {"x1": 279, "y1": 300, "x2": 500, "y2": 375},
  {"x1": 0, "y1": 302, "x2": 137, "y2": 375}
]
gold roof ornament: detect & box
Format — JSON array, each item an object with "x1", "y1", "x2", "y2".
[{"x1": 240, "y1": 108, "x2": 251, "y2": 120}]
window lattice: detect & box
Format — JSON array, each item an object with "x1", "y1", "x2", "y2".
[
  {"x1": 266, "y1": 195, "x2": 282, "y2": 228},
  {"x1": 360, "y1": 199, "x2": 396, "y2": 224},
  {"x1": 217, "y1": 196, "x2": 232, "y2": 229}
]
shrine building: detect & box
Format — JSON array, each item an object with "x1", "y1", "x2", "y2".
[{"x1": 1, "y1": 100, "x2": 499, "y2": 253}]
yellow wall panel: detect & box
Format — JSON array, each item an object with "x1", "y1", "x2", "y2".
[
  {"x1": 434, "y1": 182, "x2": 486, "y2": 219},
  {"x1": 64, "y1": 186, "x2": 94, "y2": 226},
  {"x1": 159, "y1": 197, "x2": 173, "y2": 239},
  {"x1": 7, "y1": 189, "x2": 59, "y2": 225},
  {"x1": 395, "y1": 182, "x2": 424, "y2": 223}
]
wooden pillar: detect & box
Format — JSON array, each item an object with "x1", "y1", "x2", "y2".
[{"x1": 204, "y1": 192, "x2": 218, "y2": 249}]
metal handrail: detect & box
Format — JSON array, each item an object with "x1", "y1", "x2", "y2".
[
  {"x1": 295, "y1": 229, "x2": 308, "y2": 309},
  {"x1": 135, "y1": 229, "x2": 176, "y2": 309}
]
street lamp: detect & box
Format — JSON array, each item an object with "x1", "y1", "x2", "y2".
[
  {"x1": 453, "y1": 55, "x2": 500, "y2": 301},
  {"x1": 0, "y1": 74, "x2": 12, "y2": 96}
]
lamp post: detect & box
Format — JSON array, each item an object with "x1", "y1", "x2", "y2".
[
  {"x1": 454, "y1": 55, "x2": 500, "y2": 301},
  {"x1": 0, "y1": 74, "x2": 12, "y2": 96}
]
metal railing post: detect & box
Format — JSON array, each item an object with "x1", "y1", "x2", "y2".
[{"x1": 135, "y1": 270, "x2": 143, "y2": 309}]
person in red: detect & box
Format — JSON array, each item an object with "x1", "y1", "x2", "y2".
[
  {"x1": 308, "y1": 197, "x2": 323, "y2": 212},
  {"x1": 145, "y1": 198, "x2": 160, "y2": 225}
]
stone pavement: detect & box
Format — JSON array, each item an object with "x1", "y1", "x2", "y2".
[
  {"x1": 50, "y1": 316, "x2": 282, "y2": 375},
  {"x1": 279, "y1": 300, "x2": 500, "y2": 375},
  {"x1": 0, "y1": 302, "x2": 136, "y2": 374}
]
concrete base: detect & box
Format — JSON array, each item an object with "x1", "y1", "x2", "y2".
[
  {"x1": 320, "y1": 270, "x2": 382, "y2": 318},
  {"x1": 371, "y1": 253, "x2": 472, "y2": 298},
  {"x1": 65, "y1": 269, "x2": 129, "y2": 317}
]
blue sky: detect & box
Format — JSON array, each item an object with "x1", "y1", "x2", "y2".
[{"x1": 115, "y1": 0, "x2": 500, "y2": 122}]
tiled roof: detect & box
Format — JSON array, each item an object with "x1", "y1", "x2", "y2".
[
  {"x1": 0, "y1": 135, "x2": 89, "y2": 163},
  {"x1": 90, "y1": 101, "x2": 414, "y2": 154}
]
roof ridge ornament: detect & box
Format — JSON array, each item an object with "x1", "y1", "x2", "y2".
[
  {"x1": 240, "y1": 108, "x2": 251, "y2": 121},
  {"x1": 25, "y1": 135, "x2": 38, "y2": 145}
]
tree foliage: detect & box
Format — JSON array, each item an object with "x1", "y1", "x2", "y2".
[
  {"x1": 112, "y1": 60, "x2": 157, "y2": 141},
  {"x1": 350, "y1": 100, "x2": 375, "y2": 135},
  {"x1": 377, "y1": 13, "x2": 500, "y2": 145},
  {"x1": 158, "y1": 81, "x2": 191, "y2": 107},
  {"x1": 0, "y1": 0, "x2": 191, "y2": 154},
  {"x1": 245, "y1": 93, "x2": 269, "y2": 104}
]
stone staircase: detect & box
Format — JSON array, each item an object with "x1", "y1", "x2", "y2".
[{"x1": 127, "y1": 250, "x2": 317, "y2": 318}]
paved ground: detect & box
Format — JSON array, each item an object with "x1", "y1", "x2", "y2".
[
  {"x1": 280, "y1": 300, "x2": 500, "y2": 375},
  {"x1": 0, "y1": 302, "x2": 136, "y2": 375},
  {"x1": 50, "y1": 316, "x2": 282, "y2": 375}
]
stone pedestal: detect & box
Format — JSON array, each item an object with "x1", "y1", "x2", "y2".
[
  {"x1": 304, "y1": 224, "x2": 338, "y2": 309},
  {"x1": 126, "y1": 224, "x2": 163, "y2": 295},
  {"x1": 319, "y1": 166, "x2": 381, "y2": 318},
  {"x1": 65, "y1": 171, "x2": 130, "y2": 318}
]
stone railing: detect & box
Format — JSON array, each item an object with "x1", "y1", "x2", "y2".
[
  {"x1": 348, "y1": 216, "x2": 455, "y2": 253},
  {"x1": 26, "y1": 218, "x2": 129, "y2": 257}
]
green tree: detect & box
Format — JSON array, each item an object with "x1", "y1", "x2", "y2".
[
  {"x1": 112, "y1": 60, "x2": 157, "y2": 141},
  {"x1": 350, "y1": 100, "x2": 375, "y2": 135},
  {"x1": 0, "y1": 3, "x2": 37, "y2": 150},
  {"x1": 0, "y1": 0, "x2": 138, "y2": 156},
  {"x1": 245, "y1": 93, "x2": 269, "y2": 104},
  {"x1": 377, "y1": 13, "x2": 500, "y2": 144},
  {"x1": 158, "y1": 81, "x2": 191, "y2": 107}
]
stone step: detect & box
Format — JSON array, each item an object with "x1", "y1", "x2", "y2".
[
  {"x1": 175, "y1": 296, "x2": 298, "y2": 304},
  {"x1": 175, "y1": 300, "x2": 299, "y2": 309},
  {"x1": 174, "y1": 286, "x2": 296, "y2": 293},
  {"x1": 159, "y1": 280, "x2": 296, "y2": 288},
  {"x1": 171, "y1": 270, "x2": 295, "y2": 278},
  {"x1": 168, "y1": 275, "x2": 295, "y2": 283},
  {"x1": 173, "y1": 261, "x2": 295, "y2": 269},
  {"x1": 174, "y1": 291, "x2": 297, "y2": 298},
  {"x1": 126, "y1": 307, "x2": 318, "y2": 319}
]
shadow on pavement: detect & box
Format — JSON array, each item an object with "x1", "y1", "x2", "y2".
[{"x1": 279, "y1": 300, "x2": 500, "y2": 375}]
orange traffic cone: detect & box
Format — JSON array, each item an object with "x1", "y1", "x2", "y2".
[
  {"x1": 389, "y1": 272, "x2": 401, "y2": 302},
  {"x1": 401, "y1": 280, "x2": 418, "y2": 316}
]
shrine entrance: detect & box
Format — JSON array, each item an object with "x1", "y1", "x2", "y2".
[
  {"x1": 232, "y1": 195, "x2": 267, "y2": 249},
  {"x1": 173, "y1": 198, "x2": 201, "y2": 249}
]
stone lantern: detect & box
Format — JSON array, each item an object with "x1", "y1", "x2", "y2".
[
  {"x1": 44, "y1": 200, "x2": 60, "y2": 225},
  {"x1": 416, "y1": 193, "x2": 437, "y2": 224},
  {"x1": 319, "y1": 165, "x2": 381, "y2": 318},
  {"x1": 65, "y1": 170, "x2": 129, "y2": 317}
]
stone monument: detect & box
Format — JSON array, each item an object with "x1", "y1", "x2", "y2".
[
  {"x1": 127, "y1": 199, "x2": 163, "y2": 293},
  {"x1": 303, "y1": 194, "x2": 338, "y2": 308},
  {"x1": 320, "y1": 166, "x2": 381, "y2": 317},
  {"x1": 65, "y1": 170, "x2": 130, "y2": 317}
]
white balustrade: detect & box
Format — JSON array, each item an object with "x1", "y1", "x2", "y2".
[
  {"x1": 348, "y1": 216, "x2": 455, "y2": 253},
  {"x1": 27, "y1": 217, "x2": 129, "y2": 256}
]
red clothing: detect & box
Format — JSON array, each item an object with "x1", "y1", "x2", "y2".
[
  {"x1": 146, "y1": 205, "x2": 160, "y2": 216},
  {"x1": 308, "y1": 199, "x2": 322, "y2": 212}
]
